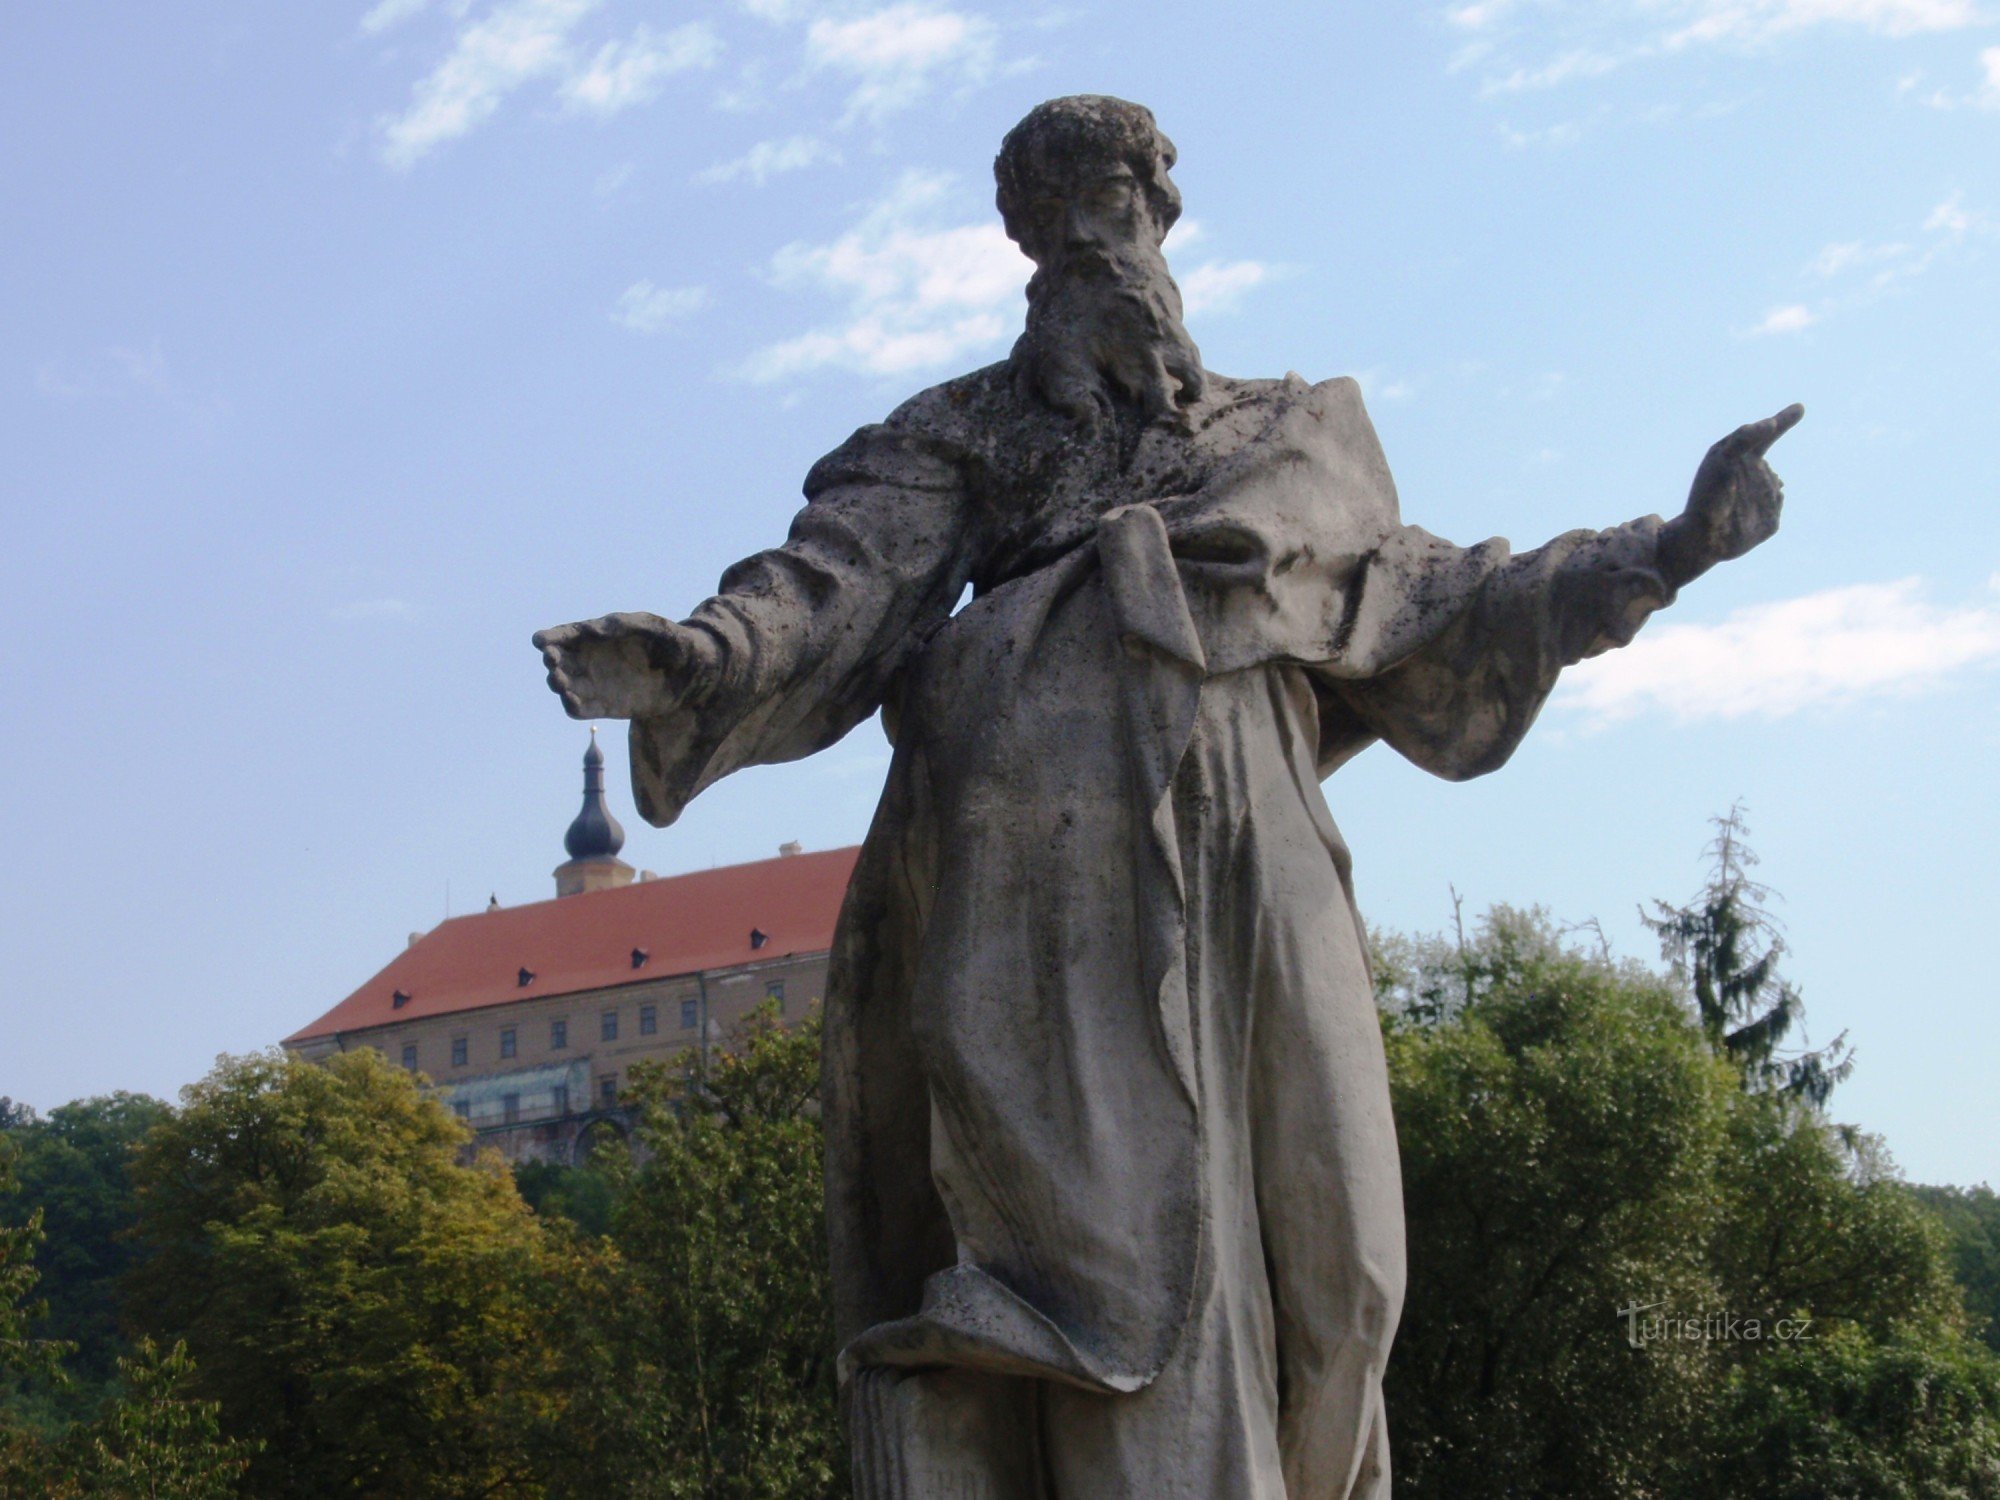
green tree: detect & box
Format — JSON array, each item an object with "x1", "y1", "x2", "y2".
[
  {"x1": 1711, "y1": 1104, "x2": 1959, "y2": 1345},
  {"x1": 124, "y1": 1048, "x2": 583, "y2": 1499},
  {"x1": 1643, "y1": 805, "x2": 1851, "y2": 1104},
  {"x1": 41, "y1": 1339, "x2": 254, "y2": 1500},
  {"x1": 0, "y1": 1138, "x2": 68, "y2": 1393},
  {"x1": 1383, "y1": 908, "x2": 1733, "y2": 1498},
  {"x1": 1704, "y1": 1328, "x2": 2000, "y2": 1498},
  {"x1": 1382, "y1": 904, "x2": 1976, "y2": 1500},
  {"x1": 1910, "y1": 1185, "x2": 2000, "y2": 1354},
  {"x1": 512, "y1": 1156, "x2": 617, "y2": 1238},
  {"x1": 0, "y1": 1093, "x2": 171, "y2": 1412},
  {"x1": 556, "y1": 1005, "x2": 844, "y2": 1499}
]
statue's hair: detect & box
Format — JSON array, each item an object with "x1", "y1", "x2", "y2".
[{"x1": 994, "y1": 95, "x2": 1181, "y2": 255}]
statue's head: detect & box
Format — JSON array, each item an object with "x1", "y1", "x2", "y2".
[
  {"x1": 995, "y1": 96, "x2": 1203, "y2": 428},
  {"x1": 994, "y1": 95, "x2": 1182, "y2": 268}
]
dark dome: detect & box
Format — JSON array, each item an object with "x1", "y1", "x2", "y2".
[{"x1": 564, "y1": 733, "x2": 626, "y2": 860}]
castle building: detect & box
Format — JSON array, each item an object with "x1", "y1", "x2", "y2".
[{"x1": 284, "y1": 733, "x2": 857, "y2": 1163}]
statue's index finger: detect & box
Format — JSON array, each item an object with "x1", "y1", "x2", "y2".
[{"x1": 1737, "y1": 402, "x2": 1805, "y2": 456}]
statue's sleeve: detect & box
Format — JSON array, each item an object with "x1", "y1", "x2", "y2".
[
  {"x1": 1320, "y1": 516, "x2": 1674, "y2": 781},
  {"x1": 627, "y1": 420, "x2": 976, "y2": 826}
]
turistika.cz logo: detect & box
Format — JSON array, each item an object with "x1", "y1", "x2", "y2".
[{"x1": 1617, "y1": 1300, "x2": 1816, "y2": 1349}]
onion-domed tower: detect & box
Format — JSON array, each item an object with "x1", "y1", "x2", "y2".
[{"x1": 553, "y1": 730, "x2": 636, "y2": 897}]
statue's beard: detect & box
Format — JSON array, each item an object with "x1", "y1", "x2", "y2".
[{"x1": 1008, "y1": 238, "x2": 1205, "y2": 429}]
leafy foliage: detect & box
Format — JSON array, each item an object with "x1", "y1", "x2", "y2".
[
  {"x1": 18, "y1": 1339, "x2": 256, "y2": 1500},
  {"x1": 1384, "y1": 905, "x2": 1980, "y2": 1499},
  {"x1": 123, "y1": 1048, "x2": 588, "y2": 1499},
  {"x1": 513, "y1": 1155, "x2": 618, "y2": 1238},
  {"x1": 0, "y1": 1141, "x2": 67, "y2": 1392},
  {"x1": 5, "y1": 1154, "x2": 250, "y2": 1496},
  {"x1": 1910, "y1": 1185, "x2": 2000, "y2": 1355},
  {"x1": 1704, "y1": 1328, "x2": 2000, "y2": 1499},
  {"x1": 553, "y1": 1004, "x2": 844, "y2": 1499},
  {"x1": 1384, "y1": 908, "x2": 1732, "y2": 1496},
  {"x1": 0, "y1": 1093, "x2": 171, "y2": 1417}
]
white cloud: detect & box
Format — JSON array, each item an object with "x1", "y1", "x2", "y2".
[
  {"x1": 1178, "y1": 259, "x2": 1271, "y2": 317},
  {"x1": 560, "y1": 22, "x2": 720, "y2": 114},
  {"x1": 1483, "y1": 48, "x2": 1623, "y2": 94},
  {"x1": 1749, "y1": 303, "x2": 1817, "y2": 335},
  {"x1": 1911, "y1": 43, "x2": 2000, "y2": 106},
  {"x1": 1665, "y1": 0, "x2": 1981, "y2": 47},
  {"x1": 375, "y1": 1, "x2": 717, "y2": 166},
  {"x1": 613, "y1": 281, "x2": 711, "y2": 332},
  {"x1": 1561, "y1": 578, "x2": 2000, "y2": 726},
  {"x1": 1453, "y1": 0, "x2": 1986, "y2": 96},
  {"x1": 1752, "y1": 192, "x2": 1991, "y2": 332},
  {"x1": 742, "y1": 170, "x2": 1029, "y2": 381},
  {"x1": 805, "y1": 4, "x2": 996, "y2": 121},
  {"x1": 1501, "y1": 119, "x2": 1585, "y2": 146},
  {"x1": 1926, "y1": 190, "x2": 1975, "y2": 236},
  {"x1": 698, "y1": 134, "x2": 840, "y2": 185},
  {"x1": 1448, "y1": 0, "x2": 1519, "y2": 27},
  {"x1": 377, "y1": 0, "x2": 599, "y2": 168},
  {"x1": 1807, "y1": 239, "x2": 1911, "y2": 277},
  {"x1": 360, "y1": 0, "x2": 444, "y2": 35}
]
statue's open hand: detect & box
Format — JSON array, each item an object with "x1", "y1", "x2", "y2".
[
  {"x1": 1660, "y1": 403, "x2": 1803, "y2": 589},
  {"x1": 531, "y1": 612, "x2": 715, "y2": 722}
]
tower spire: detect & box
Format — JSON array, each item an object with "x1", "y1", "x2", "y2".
[{"x1": 553, "y1": 729, "x2": 635, "y2": 897}]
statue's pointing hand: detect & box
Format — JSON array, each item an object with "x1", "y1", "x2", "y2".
[
  {"x1": 1659, "y1": 403, "x2": 1804, "y2": 589},
  {"x1": 532, "y1": 612, "x2": 715, "y2": 722}
]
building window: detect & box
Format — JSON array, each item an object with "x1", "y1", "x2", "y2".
[
  {"x1": 766, "y1": 979, "x2": 786, "y2": 1007},
  {"x1": 401, "y1": 1043, "x2": 418, "y2": 1071},
  {"x1": 680, "y1": 998, "x2": 699, "y2": 1030},
  {"x1": 451, "y1": 1036, "x2": 468, "y2": 1068},
  {"x1": 639, "y1": 1004, "x2": 657, "y2": 1036},
  {"x1": 499, "y1": 1026, "x2": 517, "y2": 1059},
  {"x1": 452, "y1": 1100, "x2": 470, "y2": 1120},
  {"x1": 601, "y1": 1010, "x2": 619, "y2": 1043},
  {"x1": 552, "y1": 1085, "x2": 569, "y2": 1116},
  {"x1": 550, "y1": 1018, "x2": 567, "y2": 1050},
  {"x1": 502, "y1": 1093, "x2": 520, "y2": 1124},
  {"x1": 598, "y1": 1073, "x2": 617, "y2": 1108}
]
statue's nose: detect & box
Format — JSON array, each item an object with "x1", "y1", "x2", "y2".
[{"x1": 1062, "y1": 202, "x2": 1098, "y2": 249}]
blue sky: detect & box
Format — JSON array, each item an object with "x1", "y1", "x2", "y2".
[{"x1": 3, "y1": 1, "x2": 1996, "y2": 1185}]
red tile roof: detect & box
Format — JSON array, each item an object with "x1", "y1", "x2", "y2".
[{"x1": 287, "y1": 846, "x2": 860, "y2": 1044}]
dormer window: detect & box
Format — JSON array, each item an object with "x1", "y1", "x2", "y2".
[
  {"x1": 750, "y1": 928, "x2": 770, "y2": 950},
  {"x1": 392, "y1": 989, "x2": 412, "y2": 1009},
  {"x1": 631, "y1": 947, "x2": 650, "y2": 969},
  {"x1": 517, "y1": 967, "x2": 536, "y2": 988}
]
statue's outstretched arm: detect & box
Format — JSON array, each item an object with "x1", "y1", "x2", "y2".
[
  {"x1": 1327, "y1": 404, "x2": 1802, "y2": 780},
  {"x1": 533, "y1": 419, "x2": 976, "y2": 824}
]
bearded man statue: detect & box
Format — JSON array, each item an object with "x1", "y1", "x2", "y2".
[{"x1": 535, "y1": 95, "x2": 1799, "y2": 1499}]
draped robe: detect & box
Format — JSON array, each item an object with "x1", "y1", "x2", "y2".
[{"x1": 624, "y1": 366, "x2": 1674, "y2": 1496}]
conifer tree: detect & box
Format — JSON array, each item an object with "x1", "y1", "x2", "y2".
[{"x1": 1644, "y1": 805, "x2": 1853, "y2": 1105}]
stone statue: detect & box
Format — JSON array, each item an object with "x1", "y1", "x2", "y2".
[{"x1": 534, "y1": 96, "x2": 1799, "y2": 1498}]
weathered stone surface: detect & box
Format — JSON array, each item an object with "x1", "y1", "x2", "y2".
[{"x1": 534, "y1": 94, "x2": 1798, "y2": 1499}]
